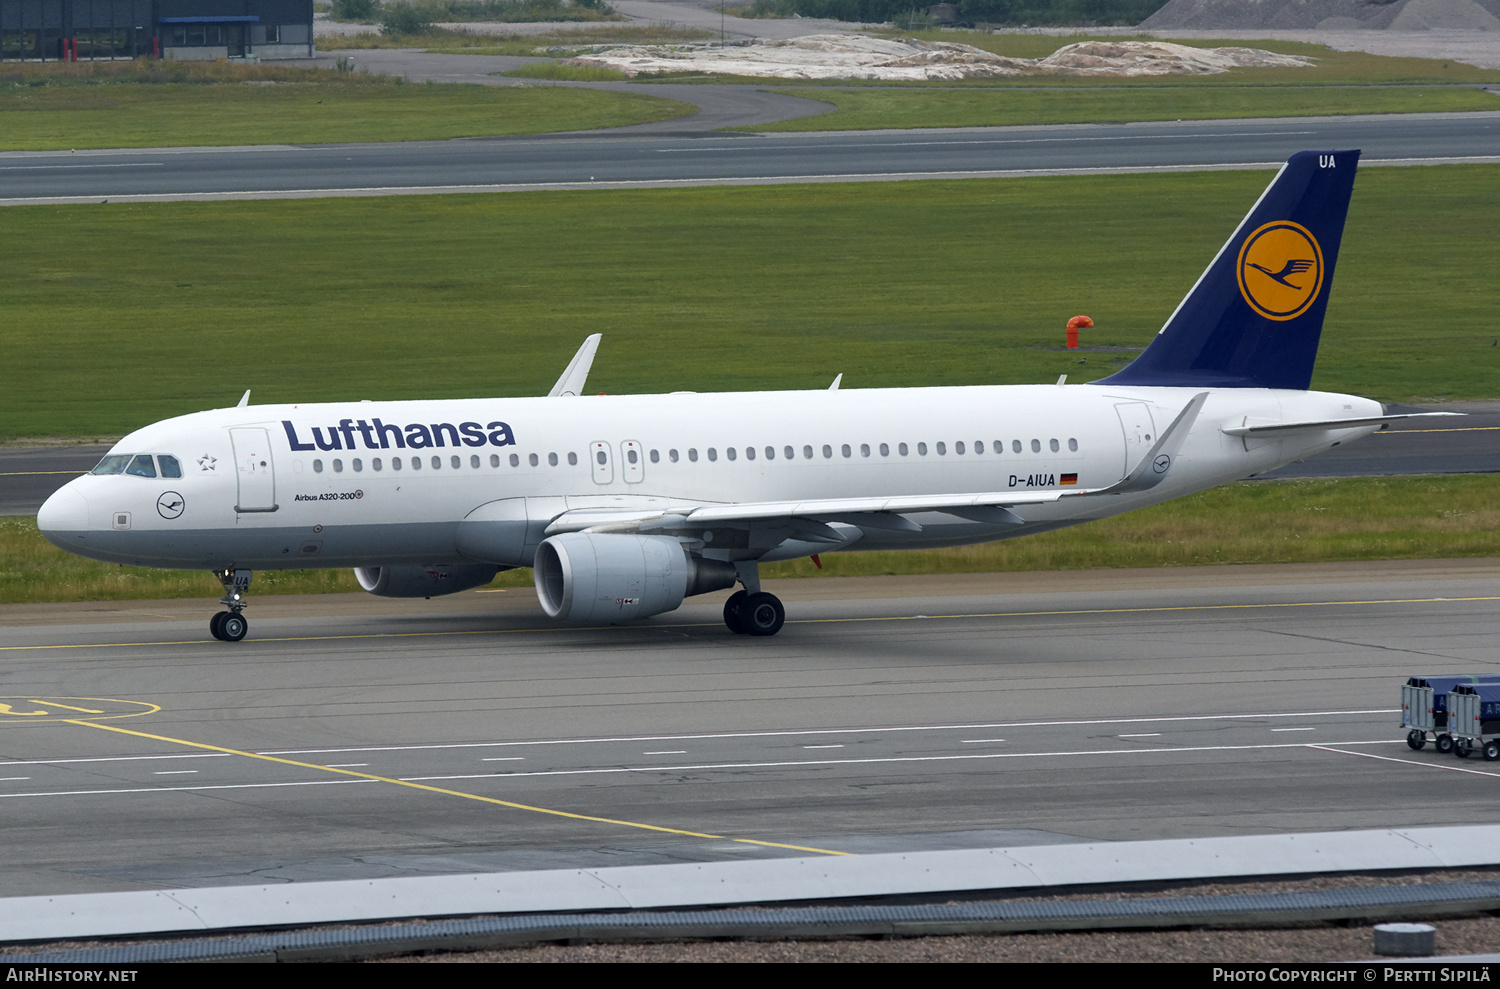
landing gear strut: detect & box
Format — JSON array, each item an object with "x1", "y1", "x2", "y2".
[
  {"x1": 722, "y1": 563, "x2": 785, "y2": 637},
  {"x1": 210, "y1": 568, "x2": 251, "y2": 642}
]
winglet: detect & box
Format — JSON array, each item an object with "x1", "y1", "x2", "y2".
[
  {"x1": 236, "y1": 390, "x2": 250, "y2": 408},
  {"x1": 548, "y1": 334, "x2": 602, "y2": 398},
  {"x1": 829, "y1": 373, "x2": 843, "y2": 391},
  {"x1": 1086, "y1": 392, "x2": 1209, "y2": 496}
]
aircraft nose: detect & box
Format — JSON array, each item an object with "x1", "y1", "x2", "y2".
[{"x1": 37, "y1": 483, "x2": 90, "y2": 546}]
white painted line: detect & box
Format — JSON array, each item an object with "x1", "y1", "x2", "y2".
[
  {"x1": 961, "y1": 739, "x2": 1006, "y2": 744},
  {"x1": 0, "y1": 777, "x2": 30, "y2": 781},
  {"x1": 0, "y1": 779, "x2": 373, "y2": 799},
  {"x1": 1118, "y1": 733, "x2": 1162, "y2": 738},
  {"x1": 642, "y1": 751, "x2": 687, "y2": 755},
  {"x1": 257, "y1": 710, "x2": 1397, "y2": 756},
  {"x1": 0, "y1": 163, "x2": 164, "y2": 170},
  {"x1": 802, "y1": 744, "x2": 844, "y2": 749},
  {"x1": 480, "y1": 757, "x2": 525, "y2": 762},
  {"x1": 401, "y1": 739, "x2": 1405, "y2": 782},
  {"x1": 1310, "y1": 744, "x2": 1500, "y2": 779},
  {"x1": 0, "y1": 753, "x2": 230, "y2": 767},
  {"x1": 152, "y1": 770, "x2": 199, "y2": 775},
  {"x1": 656, "y1": 130, "x2": 1317, "y2": 153},
  {"x1": 1271, "y1": 727, "x2": 1317, "y2": 732},
  {"x1": 324, "y1": 763, "x2": 369, "y2": 768}
]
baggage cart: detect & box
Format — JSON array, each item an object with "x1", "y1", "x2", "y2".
[
  {"x1": 1402, "y1": 675, "x2": 1500, "y2": 753},
  {"x1": 1446, "y1": 684, "x2": 1500, "y2": 761}
]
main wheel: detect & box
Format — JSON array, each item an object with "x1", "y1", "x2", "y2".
[
  {"x1": 1406, "y1": 730, "x2": 1426, "y2": 751},
  {"x1": 723, "y1": 590, "x2": 748, "y2": 634},
  {"x1": 1436, "y1": 733, "x2": 1455, "y2": 754},
  {"x1": 219, "y1": 613, "x2": 248, "y2": 642},
  {"x1": 1484, "y1": 741, "x2": 1500, "y2": 762},
  {"x1": 209, "y1": 611, "x2": 227, "y2": 641},
  {"x1": 1455, "y1": 742, "x2": 1472, "y2": 759},
  {"x1": 740, "y1": 592, "x2": 785, "y2": 637}
]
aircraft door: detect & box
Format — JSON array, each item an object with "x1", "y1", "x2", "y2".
[
  {"x1": 1114, "y1": 402, "x2": 1156, "y2": 476},
  {"x1": 229, "y1": 427, "x2": 278, "y2": 512},
  {"x1": 621, "y1": 440, "x2": 644, "y2": 483},
  {"x1": 589, "y1": 441, "x2": 614, "y2": 485}
]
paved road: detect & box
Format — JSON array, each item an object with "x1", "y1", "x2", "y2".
[
  {"x1": 3, "y1": 112, "x2": 1498, "y2": 205},
  {"x1": 4, "y1": 404, "x2": 1492, "y2": 516},
  {"x1": 0, "y1": 560, "x2": 1495, "y2": 896}
]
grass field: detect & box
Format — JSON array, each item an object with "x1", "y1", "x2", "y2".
[
  {"x1": 0, "y1": 62, "x2": 693, "y2": 150},
  {"x1": 743, "y1": 85, "x2": 1500, "y2": 131},
  {"x1": 3, "y1": 475, "x2": 1495, "y2": 604},
  {"x1": 2, "y1": 165, "x2": 1496, "y2": 442}
]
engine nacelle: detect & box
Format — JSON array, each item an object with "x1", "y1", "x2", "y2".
[
  {"x1": 533, "y1": 532, "x2": 737, "y2": 622},
  {"x1": 354, "y1": 564, "x2": 502, "y2": 598}
]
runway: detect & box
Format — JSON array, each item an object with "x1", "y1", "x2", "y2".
[
  {"x1": 2, "y1": 111, "x2": 1498, "y2": 205},
  {"x1": 1, "y1": 559, "x2": 1497, "y2": 898}
]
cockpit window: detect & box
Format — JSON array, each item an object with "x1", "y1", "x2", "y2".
[
  {"x1": 159, "y1": 455, "x2": 183, "y2": 478},
  {"x1": 91, "y1": 455, "x2": 131, "y2": 475},
  {"x1": 125, "y1": 455, "x2": 157, "y2": 478}
]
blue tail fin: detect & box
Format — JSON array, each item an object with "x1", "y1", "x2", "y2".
[{"x1": 1095, "y1": 149, "x2": 1360, "y2": 391}]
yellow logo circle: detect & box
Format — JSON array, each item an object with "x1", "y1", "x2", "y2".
[{"x1": 1236, "y1": 221, "x2": 1324, "y2": 322}]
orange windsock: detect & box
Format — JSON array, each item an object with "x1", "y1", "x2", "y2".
[{"x1": 1066, "y1": 314, "x2": 1093, "y2": 349}]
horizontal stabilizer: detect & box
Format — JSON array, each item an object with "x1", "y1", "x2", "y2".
[{"x1": 1221, "y1": 412, "x2": 1461, "y2": 436}]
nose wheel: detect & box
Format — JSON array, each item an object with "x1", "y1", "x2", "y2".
[{"x1": 210, "y1": 567, "x2": 252, "y2": 642}]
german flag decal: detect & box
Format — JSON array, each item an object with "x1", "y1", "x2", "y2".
[{"x1": 1061, "y1": 473, "x2": 1079, "y2": 485}]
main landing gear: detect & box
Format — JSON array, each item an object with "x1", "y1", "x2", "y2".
[
  {"x1": 722, "y1": 563, "x2": 785, "y2": 636},
  {"x1": 210, "y1": 568, "x2": 252, "y2": 642}
]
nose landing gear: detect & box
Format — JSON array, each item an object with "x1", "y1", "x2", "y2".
[{"x1": 210, "y1": 568, "x2": 252, "y2": 642}]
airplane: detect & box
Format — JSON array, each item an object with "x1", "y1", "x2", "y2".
[{"x1": 36, "y1": 149, "x2": 1450, "y2": 642}]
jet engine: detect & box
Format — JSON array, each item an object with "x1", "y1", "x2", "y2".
[
  {"x1": 533, "y1": 532, "x2": 737, "y2": 622},
  {"x1": 354, "y1": 564, "x2": 502, "y2": 598}
]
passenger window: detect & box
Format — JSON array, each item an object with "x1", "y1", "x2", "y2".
[
  {"x1": 994, "y1": 440, "x2": 1004, "y2": 454},
  {"x1": 917, "y1": 442, "x2": 927, "y2": 456},
  {"x1": 548, "y1": 453, "x2": 558, "y2": 467},
  {"x1": 1069, "y1": 438, "x2": 1079, "y2": 452},
  {"x1": 899, "y1": 443, "x2": 908, "y2": 456},
  {"x1": 974, "y1": 441, "x2": 983, "y2": 455},
  {"x1": 1050, "y1": 439, "x2": 1060, "y2": 453},
  {"x1": 569, "y1": 452, "x2": 578, "y2": 466},
  {"x1": 936, "y1": 442, "x2": 946, "y2": 456},
  {"x1": 803, "y1": 445, "x2": 813, "y2": 459},
  {"x1": 313, "y1": 459, "x2": 324, "y2": 473},
  {"x1": 627, "y1": 449, "x2": 638, "y2": 464},
  {"x1": 955, "y1": 441, "x2": 965, "y2": 455},
  {"x1": 529, "y1": 453, "x2": 539, "y2": 467},
  {"x1": 860, "y1": 444, "x2": 870, "y2": 458},
  {"x1": 432, "y1": 456, "x2": 442, "y2": 470},
  {"x1": 159, "y1": 455, "x2": 183, "y2": 478},
  {"x1": 879, "y1": 443, "x2": 889, "y2": 456},
  {"x1": 596, "y1": 451, "x2": 606, "y2": 465},
  {"x1": 744, "y1": 447, "x2": 754, "y2": 461},
  {"x1": 373, "y1": 458, "x2": 383, "y2": 471},
  {"x1": 650, "y1": 450, "x2": 659, "y2": 463},
  {"x1": 392, "y1": 457, "x2": 402, "y2": 471},
  {"x1": 126, "y1": 455, "x2": 157, "y2": 478},
  {"x1": 333, "y1": 459, "x2": 344, "y2": 473},
  {"x1": 783, "y1": 446, "x2": 793, "y2": 460},
  {"x1": 352, "y1": 458, "x2": 363, "y2": 472},
  {"x1": 509, "y1": 454, "x2": 519, "y2": 467},
  {"x1": 726, "y1": 447, "x2": 736, "y2": 461},
  {"x1": 670, "y1": 449, "x2": 680, "y2": 463},
  {"x1": 1012, "y1": 440, "x2": 1023, "y2": 454},
  {"x1": 708, "y1": 448, "x2": 718, "y2": 462},
  {"x1": 471, "y1": 455, "x2": 480, "y2": 469},
  {"x1": 1031, "y1": 439, "x2": 1041, "y2": 453},
  {"x1": 490, "y1": 454, "x2": 500, "y2": 467},
  {"x1": 840, "y1": 444, "x2": 851, "y2": 458},
  {"x1": 411, "y1": 457, "x2": 421, "y2": 470},
  {"x1": 688, "y1": 448, "x2": 698, "y2": 462}
]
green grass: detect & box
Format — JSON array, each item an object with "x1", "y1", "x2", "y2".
[
  {"x1": 2, "y1": 166, "x2": 1497, "y2": 442},
  {"x1": 500, "y1": 63, "x2": 629, "y2": 82},
  {"x1": 744, "y1": 85, "x2": 1499, "y2": 131},
  {"x1": 0, "y1": 62, "x2": 693, "y2": 150},
  {"x1": 4, "y1": 476, "x2": 1496, "y2": 603}
]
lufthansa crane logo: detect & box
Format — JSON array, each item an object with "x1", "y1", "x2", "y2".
[{"x1": 1236, "y1": 221, "x2": 1324, "y2": 322}]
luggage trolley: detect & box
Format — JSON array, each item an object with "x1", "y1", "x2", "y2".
[
  {"x1": 1447, "y1": 684, "x2": 1500, "y2": 761},
  {"x1": 1402, "y1": 675, "x2": 1500, "y2": 753}
]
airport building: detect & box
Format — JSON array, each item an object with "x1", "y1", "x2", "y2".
[{"x1": 0, "y1": 0, "x2": 314, "y2": 61}]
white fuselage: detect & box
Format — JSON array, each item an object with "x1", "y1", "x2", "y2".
[{"x1": 38, "y1": 383, "x2": 1382, "y2": 573}]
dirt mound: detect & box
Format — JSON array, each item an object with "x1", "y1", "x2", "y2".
[
  {"x1": 565, "y1": 36, "x2": 1313, "y2": 80},
  {"x1": 1141, "y1": 0, "x2": 1500, "y2": 31}
]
